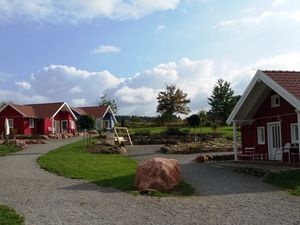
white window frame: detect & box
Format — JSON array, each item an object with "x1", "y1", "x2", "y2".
[
  {"x1": 29, "y1": 119, "x2": 35, "y2": 128},
  {"x1": 8, "y1": 119, "x2": 14, "y2": 129},
  {"x1": 291, "y1": 123, "x2": 299, "y2": 144},
  {"x1": 257, "y1": 126, "x2": 265, "y2": 145},
  {"x1": 70, "y1": 120, "x2": 75, "y2": 129},
  {"x1": 271, "y1": 94, "x2": 280, "y2": 108}
]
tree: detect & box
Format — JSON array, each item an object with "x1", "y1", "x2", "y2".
[
  {"x1": 99, "y1": 95, "x2": 118, "y2": 114},
  {"x1": 78, "y1": 115, "x2": 96, "y2": 130},
  {"x1": 186, "y1": 114, "x2": 201, "y2": 127},
  {"x1": 207, "y1": 79, "x2": 241, "y2": 124},
  {"x1": 156, "y1": 84, "x2": 191, "y2": 125}
]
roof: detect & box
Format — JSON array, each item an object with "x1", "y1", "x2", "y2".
[
  {"x1": 227, "y1": 70, "x2": 300, "y2": 124},
  {"x1": 74, "y1": 105, "x2": 109, "y2": 118},
  {"x1": 262, "y1": 70, "x2": 300, "y2": 102},
  {"x1": 0, "y1": 102, "x2": 77, "y2": 119},
  {"x1": 73, "y1": 105, "x2": 117, "y2": 122}
]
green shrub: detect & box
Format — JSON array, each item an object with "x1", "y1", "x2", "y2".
[
  {"x1": 164, "y1": 127, "x2": 185, "y2": 136},
  {"x1": 134, "y1": 129, "x2": 151, "y2": 136}
]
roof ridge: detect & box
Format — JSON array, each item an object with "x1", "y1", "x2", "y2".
[{"x1": 262, "y1": 70, "x2": 300, "y2": 73}]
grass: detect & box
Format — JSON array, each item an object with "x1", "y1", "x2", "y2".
[
  {"x1": 38, "y1": 140, "x2": 195, "y2": 196},
  {"x1": 264, "y1": 170, "x2": 300, "y2": 196},
  {"x1": 129, "y1": 126, "x2": 235, "y2": 138},
  {"x1": 0, "y1": 144, "x2": 19, "y2": 157},
  {"x1": 0, "y1": 205, "x2": 24, "y2": 225}
]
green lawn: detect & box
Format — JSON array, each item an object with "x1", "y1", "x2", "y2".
[
  {"x1": 264, "y1": 170, "x2": 300, "y2": 196},
  {"x1": 129, "y1": 126, "x2": 235, "y2": 138},
  {"x1": 0, "y1": 205, "x2": 24, "y2": 225},
  {"x1": 38, "y1": 140, "x2": 195, "y2": 196},
  {"x1": 0, "y1": 144, "x2": 19, "y2": 157}
]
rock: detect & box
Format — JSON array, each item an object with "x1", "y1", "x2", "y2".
[
  {"x1": 0, "y1": 140, "x2": 4, "y2": 145},
  {"x1": 48, "y1": 134, "x2": 58, "y2": 139},
  {"x1": 87, "y1": 145, "x2": 127, "y2": 154},
  {"x1": 89, "y1": 129, "x2": 99, "y2": 135},
  {"x1": 134, "y1": 158, "x2": 181, "y2": 192},
  {"x1": 195, "y1": 155, "x2": 212, "y2": 163},
  {"x1": 39, "y1": 135, "x2": 49, "y2": 140},
  {"x1": 62, "y1": 134, "x2": 68, "y2": 139},
  {"x1": 16, "y1": 140, "x2": 27, "y2": 149}
]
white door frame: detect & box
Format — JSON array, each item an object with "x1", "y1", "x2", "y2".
[{"x1": 267, "y1": 121, "x2": 282, "y2": 160}]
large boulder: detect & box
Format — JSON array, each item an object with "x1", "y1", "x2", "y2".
[{"x1": 134, "y1": 158, "x2": 181, "y2": 192}]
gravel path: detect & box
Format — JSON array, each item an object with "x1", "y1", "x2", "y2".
[{"x1": 0, "y1": 141, "x2": 299, "y2": 225}]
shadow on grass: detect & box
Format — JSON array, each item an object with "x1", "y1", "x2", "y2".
[{"x1": 61, "y1": 174, "x2": 196, "y2": 197}]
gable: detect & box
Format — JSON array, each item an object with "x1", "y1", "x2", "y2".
[
  {"x1": 0, "y1": 105, "x2": 24, "y2": 117},
  {"x1": 227, "y1": 70, "x2": 300, "y2": 124}
]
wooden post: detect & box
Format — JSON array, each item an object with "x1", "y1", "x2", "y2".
[
  {"x1": 297, "y1": 111, "x2": 300, "y2": 162},
  {"x1": 233, "y1": 121, "x2": 238, "y2": 161}
]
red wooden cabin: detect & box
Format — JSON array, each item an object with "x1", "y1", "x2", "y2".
[
  {"x1": 227, "y1": 70, "x2": 300, "y2": 163},
  {"x1": 0, "y1": 102, "x2": 77, "y2": 135}
]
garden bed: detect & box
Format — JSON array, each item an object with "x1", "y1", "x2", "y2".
[{"x1": 160, "y1": 138, "x2": 236, "y2": 154}]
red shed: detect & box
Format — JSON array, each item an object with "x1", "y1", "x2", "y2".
[
  {"x1": 0, "y1": 102, "x2": 77, "y2": 135},
  {"x1": 227, "y1": 70, "x2": 300, "y2": 163}
]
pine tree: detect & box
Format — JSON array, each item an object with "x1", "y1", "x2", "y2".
[{"x1": 208, "y1": 79, "x2": 240, "y2": 123}]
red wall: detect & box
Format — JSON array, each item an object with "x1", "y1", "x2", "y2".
[
  {"x1": 241, "y1": 91, "x2": 297, "y2": 159},
  {"x1": 0, "y1": 106, "x2": 24, "y2": 134},
  {"x1": 0, "y1": 106, "x2": 77, "y2": 135},
  {"x1": 54, "y1": 111, "x2": 76, "y2": 133}
]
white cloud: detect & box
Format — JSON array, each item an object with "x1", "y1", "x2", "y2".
[
  {"x1": 156, "y1": 24, "x2": 165, "y2": 33},
  {"x1": 3, "y1": 52, "x2": 300, "y2": 115},
  {"x1": 28, "y1": 65, "x2": 121, "y2": 105},
  {"x1": 91, "y1": 45, "x2": 121, "y2": 54},
  {"x1": 0, "y1": 0, "x2": 180, "y2": 23},
  {"x1": 69, "y1": 86, "x2": 82, "y2": 94},
  {"x1": 15, "y1": 81, "x2": 31, "y2": 89},
  {"x1": 71, "y1": 98, "x2": 86, "y2": 106},
  {"x1": 0, "y1": 89, "x2": 50, "y2": 104},
  {"x1": 217, "y1": 0, "x2": 300, "y2": 30}
]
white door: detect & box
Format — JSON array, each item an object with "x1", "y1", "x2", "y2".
[{"x1": 267, "y1": 122, "x2": 282, "y2": 160}]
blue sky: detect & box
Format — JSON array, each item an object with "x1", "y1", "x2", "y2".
[{"x1": 1, "y1": 0, "x2": 300, "y2": 115}]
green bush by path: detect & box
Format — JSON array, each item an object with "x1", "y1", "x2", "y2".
[
  {"x1": 0, "y1": 144, "x2": 19, "y2": 157},
  {"x1": 38, "y1": 140, "x2": 195, "y2": 196},
  {"x1": 264, "y1": 170, "x2": 300, "y2": 196},
  {"x1": 0, "y1": 205, "x2": 24, "y2": 225}
]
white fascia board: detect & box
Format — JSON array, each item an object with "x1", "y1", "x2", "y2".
[
  {"x1": 52, "y1": 102, "x2": 78, "y2": 120},
  {"x1": 259, "y1": 72, "x2": 300, "y2": 111},
  {"x1": 226, "y1": 70, "x2": 262, "y2": 124},
  {"x1": 104, "y1": 106, "x2": 117, "y2": 123}
]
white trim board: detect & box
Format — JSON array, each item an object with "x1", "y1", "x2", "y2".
[{"x1": 227, "y1": 70, "x2": 300, "y2": 124}]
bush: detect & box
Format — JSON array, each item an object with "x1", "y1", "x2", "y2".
[
  {"x1": 134, "y1": 129, "x2": 151, "y2": 136},
  {"x1": 186, "y1": 114, "x2": 200, "y2": 127},
  {"x1": 164, "y1": 127, "x2": 185, "y2": 136}
]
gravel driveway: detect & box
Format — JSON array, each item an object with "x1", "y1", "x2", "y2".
[{"x1": 0, "y1": 140, "x2": 299, "y2": 225}]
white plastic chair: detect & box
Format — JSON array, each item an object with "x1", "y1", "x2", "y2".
[{"x1": 274, "y1": 143, "x2": 291, "y2": 162}]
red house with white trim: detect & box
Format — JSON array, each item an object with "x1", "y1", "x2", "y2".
[
  {"x1": 0, "y1": 102, "x2": 77, "y2": 135},
  {"x1": 227, "y1": 70, "x2": 300, "y2": 163}
]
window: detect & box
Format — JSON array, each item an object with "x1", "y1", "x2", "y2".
[
  {"x1": 8, "y1": 119, "x2": 13, "y2": 129},
  {"x1": 29, "y1": 119, "x2": 34, "y2": 128},
  {"x1": 271, "y1": 94, "x2": 280, "y2": 108},
  {"x1": 291, "y1": 123, "x2": 299, "y2": 144},
  {"x1": 70, "y1": 120, "x2": 75, "y2": 129},
  {"x1": 257, "y1": 126, "x2": 265, "y2": 144}
]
